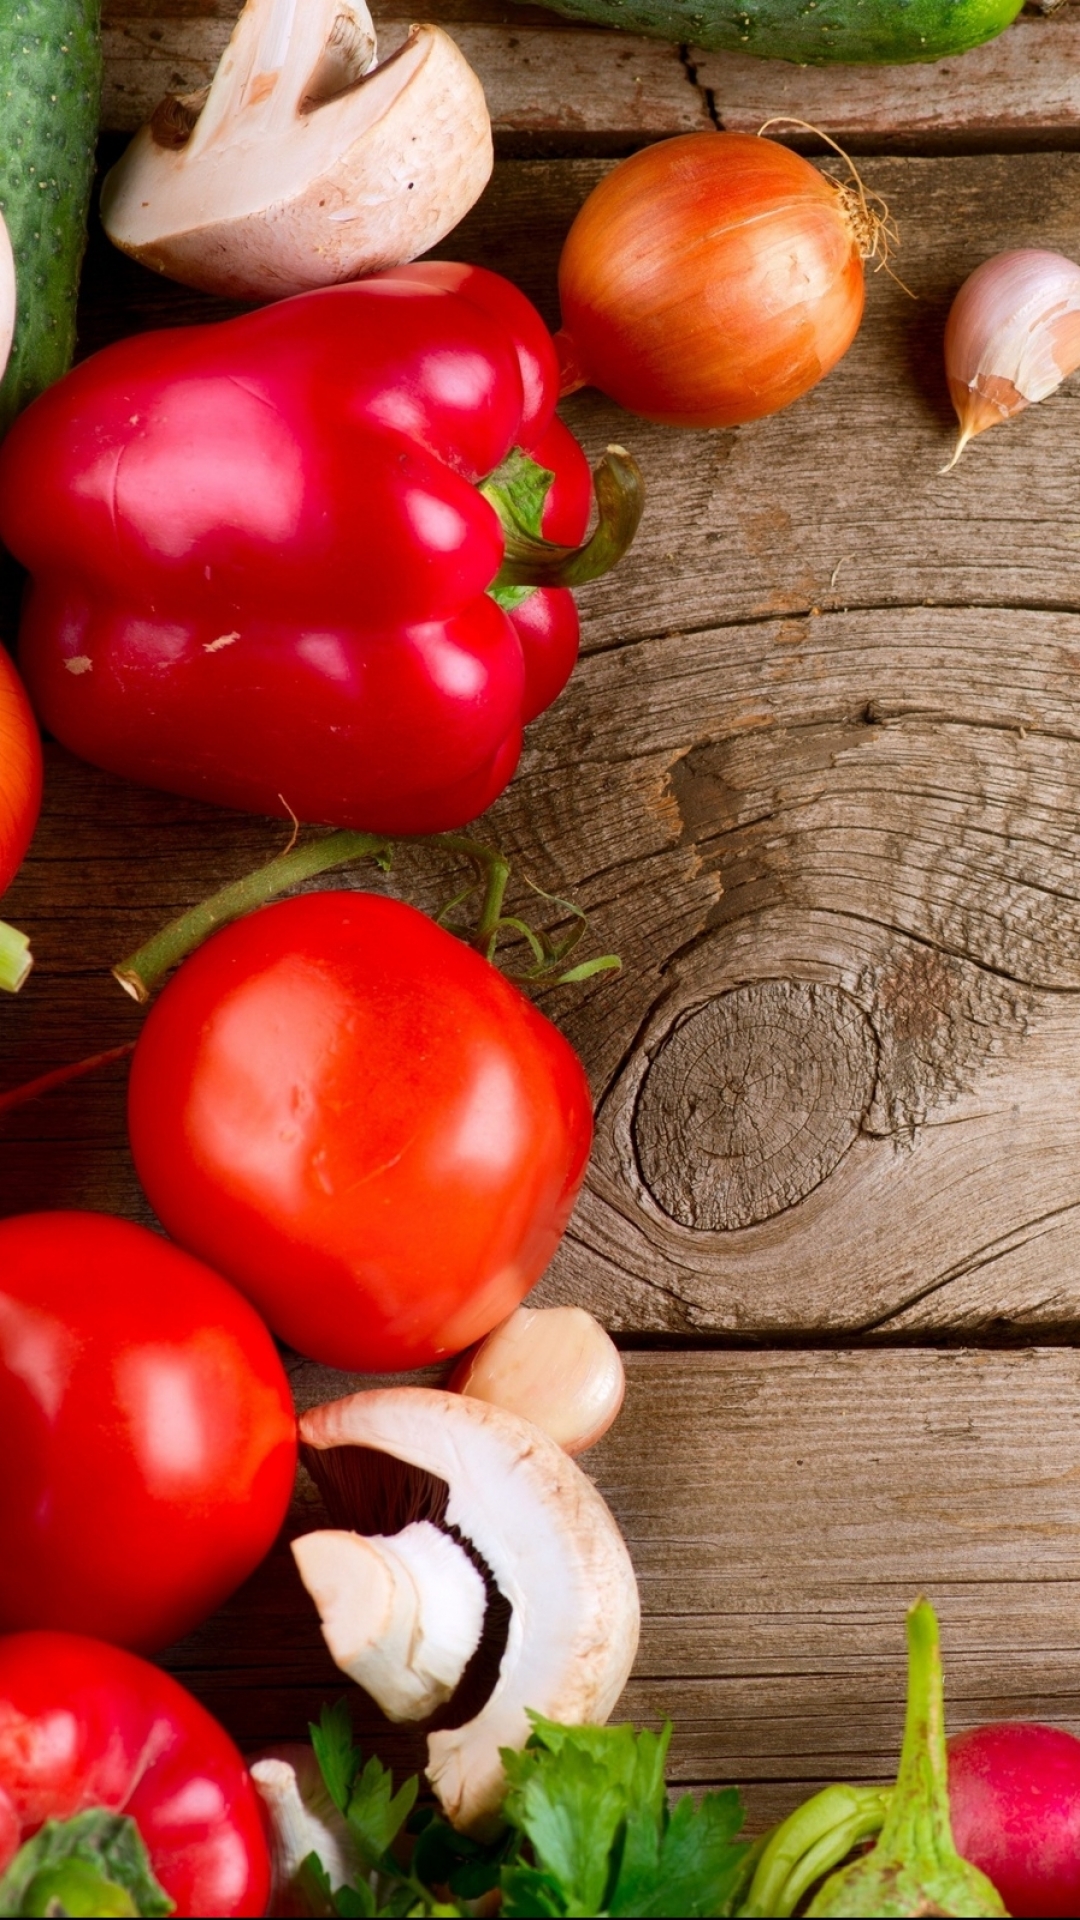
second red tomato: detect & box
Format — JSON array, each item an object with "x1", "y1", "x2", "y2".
[
  {"x1": 0, "y1": 1211, "x2": 297, "y2": 1652},
  {"x1": 127, "y1": 893, "x2": 594, "y2": 1370}
]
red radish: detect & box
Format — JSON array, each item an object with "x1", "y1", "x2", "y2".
[{"x1": 948, "y1": 1721, "x2": 1080, "y2": 1918}]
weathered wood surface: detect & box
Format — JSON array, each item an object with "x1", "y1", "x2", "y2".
[
  {"x1": 6, "y1": 0, "x2": 1080, "y2": 1825},
  {"x1": 161, "y1": 1348, "x2": 1080, "y2": 1831},
  {"x1": 11, "y1": 153, "x2": 1080, "y2": 1342},
  {"x1": 100, "y1": 0, "x2": 1080, "y2": 149},
  {"x1": 100, "y1": 0, "x2": 711, "y2": 150}
]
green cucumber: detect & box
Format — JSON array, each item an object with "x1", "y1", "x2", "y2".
[
  {"x1": 517, "y1": 0, "x2": 1025, "y2": 65},
  {"x1": 0, "y1": 2, "x2": 102, "y2": 436}
]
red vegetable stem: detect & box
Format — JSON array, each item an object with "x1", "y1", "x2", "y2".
[
  {"x1": 114, "y1": 829, "x2": 393, "y2": 1002},
  {"x1": 489, "y1": 444, "x2": 644, "y2": 590},
  {"x1": 0, "y1": 1042, "x2": 137, "y2": 1117},
  {"x1": 553, "y1": 327, "x2": 588, "y2": 398}
]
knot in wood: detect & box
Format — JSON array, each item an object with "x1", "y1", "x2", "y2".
[{"x1": 633, "y1": 982, "x2": 878, "y2": 1231}]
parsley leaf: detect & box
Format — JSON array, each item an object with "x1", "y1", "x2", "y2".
[
  {"x1": 500, "y1": 1715, "x2": 751, "y2": 1918},
  {"x1": 346, "y1": 1756, "x2": 419, "y2": 1870},
  {"x1": 310, "y1": 1700, "x2": 364, "y2": 1817},
  {"x1": 306, "y1": 1702, "x2": 751, "y2": 1918}
]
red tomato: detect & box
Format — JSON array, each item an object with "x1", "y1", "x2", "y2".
[
  {"x1": 127, "y1": 893, "x2": 594, "y2": 1371},
  {"x1": 0, "y1": 1211, "x2": 297, "y2": 1652},
  {"x1": 0, "y1": 1630, "x2": 269, "y2": 1916}
]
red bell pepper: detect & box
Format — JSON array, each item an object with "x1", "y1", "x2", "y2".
[
  {"x1": 0, "y1": 1630, "x2": 270, "y2": 1917},
  {"x1": 0, "y1": 263, "x2": 641, "y2": 833}
]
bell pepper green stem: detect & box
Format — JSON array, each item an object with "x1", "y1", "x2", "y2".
[
  {"x1": 488, "y1": 445, "x2": 645, "y2": 591},
  {"x1": 113, "y1": 828, "x2": 393, "y2": 1001},
  {"x1": 739, "y1": 1785, "x2": 891, "y2": 1917},
  {"x1": 0, "y1": 918, "x2": 32, "y2": 993}
]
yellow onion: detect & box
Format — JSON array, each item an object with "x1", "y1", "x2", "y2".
[
  {"x1": 555, "y1": 131, "x2": 877, "y2": 429},
  {"x1": 942, "y1": 248, "x2": 1080, "y2": 469}
]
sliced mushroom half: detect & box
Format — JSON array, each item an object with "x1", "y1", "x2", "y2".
[
  {"x1": 295, "y1": 1386, "x2": 641, "y2": 1834},
  {"x1": 100, "y1": 0, "x2": 493, "y2": 300}
]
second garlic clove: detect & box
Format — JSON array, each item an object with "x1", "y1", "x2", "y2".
[
  {"x1": 943, "y1": 248, "x2": 1080, "y2": 469},
  {"x1": 449, "y1": 1304, "x2": 626, "y2": 1454}
]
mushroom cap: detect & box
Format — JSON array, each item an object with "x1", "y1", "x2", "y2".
[
  {"x1": 299, "y1": 1386, "x2": 640, "y2": 1834},
  {"x1": 100, "y1": 19, "x2": 493, "y2": 300}
]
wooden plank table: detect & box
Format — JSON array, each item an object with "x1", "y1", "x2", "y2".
[{"x1": 6, "y1": 0, "x2": 1080, "y2": 1839}]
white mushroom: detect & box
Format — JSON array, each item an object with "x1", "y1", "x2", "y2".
[
  {"x1": 450, "y1": 1305, "x2": 626, "y2": 1455},
  {"x1": 295, "y1": 1387, "x2": 641, "y2": 1835},
  {"x1": 99, "y1": 0, "x2": 493, "y2": 300},
  {"x1": 0, "y1": 212, "x2": 15, "y2": 382}
]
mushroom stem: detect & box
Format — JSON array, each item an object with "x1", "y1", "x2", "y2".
[
  {"x1": 292, "y1": 1519, "x2": 486, "y2": 1723},
  {"x1": 183, "y1": 0, "x2": 377, "y2": 158}
]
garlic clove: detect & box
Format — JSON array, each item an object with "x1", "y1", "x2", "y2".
[
  {"x1": 942, "y1": 248, "x2": 1080, "y2": 469},
  {"x1": 249, "y1": 1744, "x2": 360, "y2": 1916},
  {"x1": 292, "y1": 1518, "x2": 486, "y2": 1723},
  {"x1": 449, "y1": 1305, "x2": 626, "y2": 1454}
]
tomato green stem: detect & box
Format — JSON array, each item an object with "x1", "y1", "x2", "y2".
[
  {"x1": 0, "y1": 918, "x2": 32, "y2": 993},
  {"x1": 114, "y1": 829, "x2": 393, "y2": 1001},
  {"x1": 432, "y1": 833, "x2": 512, "y2": 960},
  {"x1": 114, "y1": 830, "x2": 617, "y2": 1000},
  {"x1": 488, "y1": 445, "x2": 644, "y2": 590}
]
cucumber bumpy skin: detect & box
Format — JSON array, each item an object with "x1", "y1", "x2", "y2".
[
  {"x1": 0, "y1": 2, "x2": 102, "y2": 437},
  {"x1": 517, "y1": 0, "x2": 1025, "y2": 65}
]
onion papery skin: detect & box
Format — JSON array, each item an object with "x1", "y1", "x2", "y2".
[
  {"x1": 556, "y1": 133, "x2": 866, "y2": 429},
  {"x1": 0, "y1": 647, "x2": 42, "y2": 896}
]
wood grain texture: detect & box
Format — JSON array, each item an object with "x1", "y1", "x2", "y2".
[
  {"x1": 100, "y1": 0, "x2": 709, "y2": 149},
  {"x1": 153, "y1": 1348, "x2": 1080, "y2": 1829},
  {"x1": 97, "y1": 0, "x2": 1080, "y2": 151},
  {"x1": 697, "y1": 14, "x2": 1080, "y2": 154},
  {"x1": 11, "y1": 155, "x2": 1080, "y2": 1340}
]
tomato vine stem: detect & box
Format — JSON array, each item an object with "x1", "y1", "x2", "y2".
[{"x1": 114, "y1": 830, "x2": 619, "y2": 1003}]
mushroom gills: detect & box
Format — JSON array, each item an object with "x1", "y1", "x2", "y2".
[{"x1": 296, "y1": 1387, "x2": 641, "y2": 1835}]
